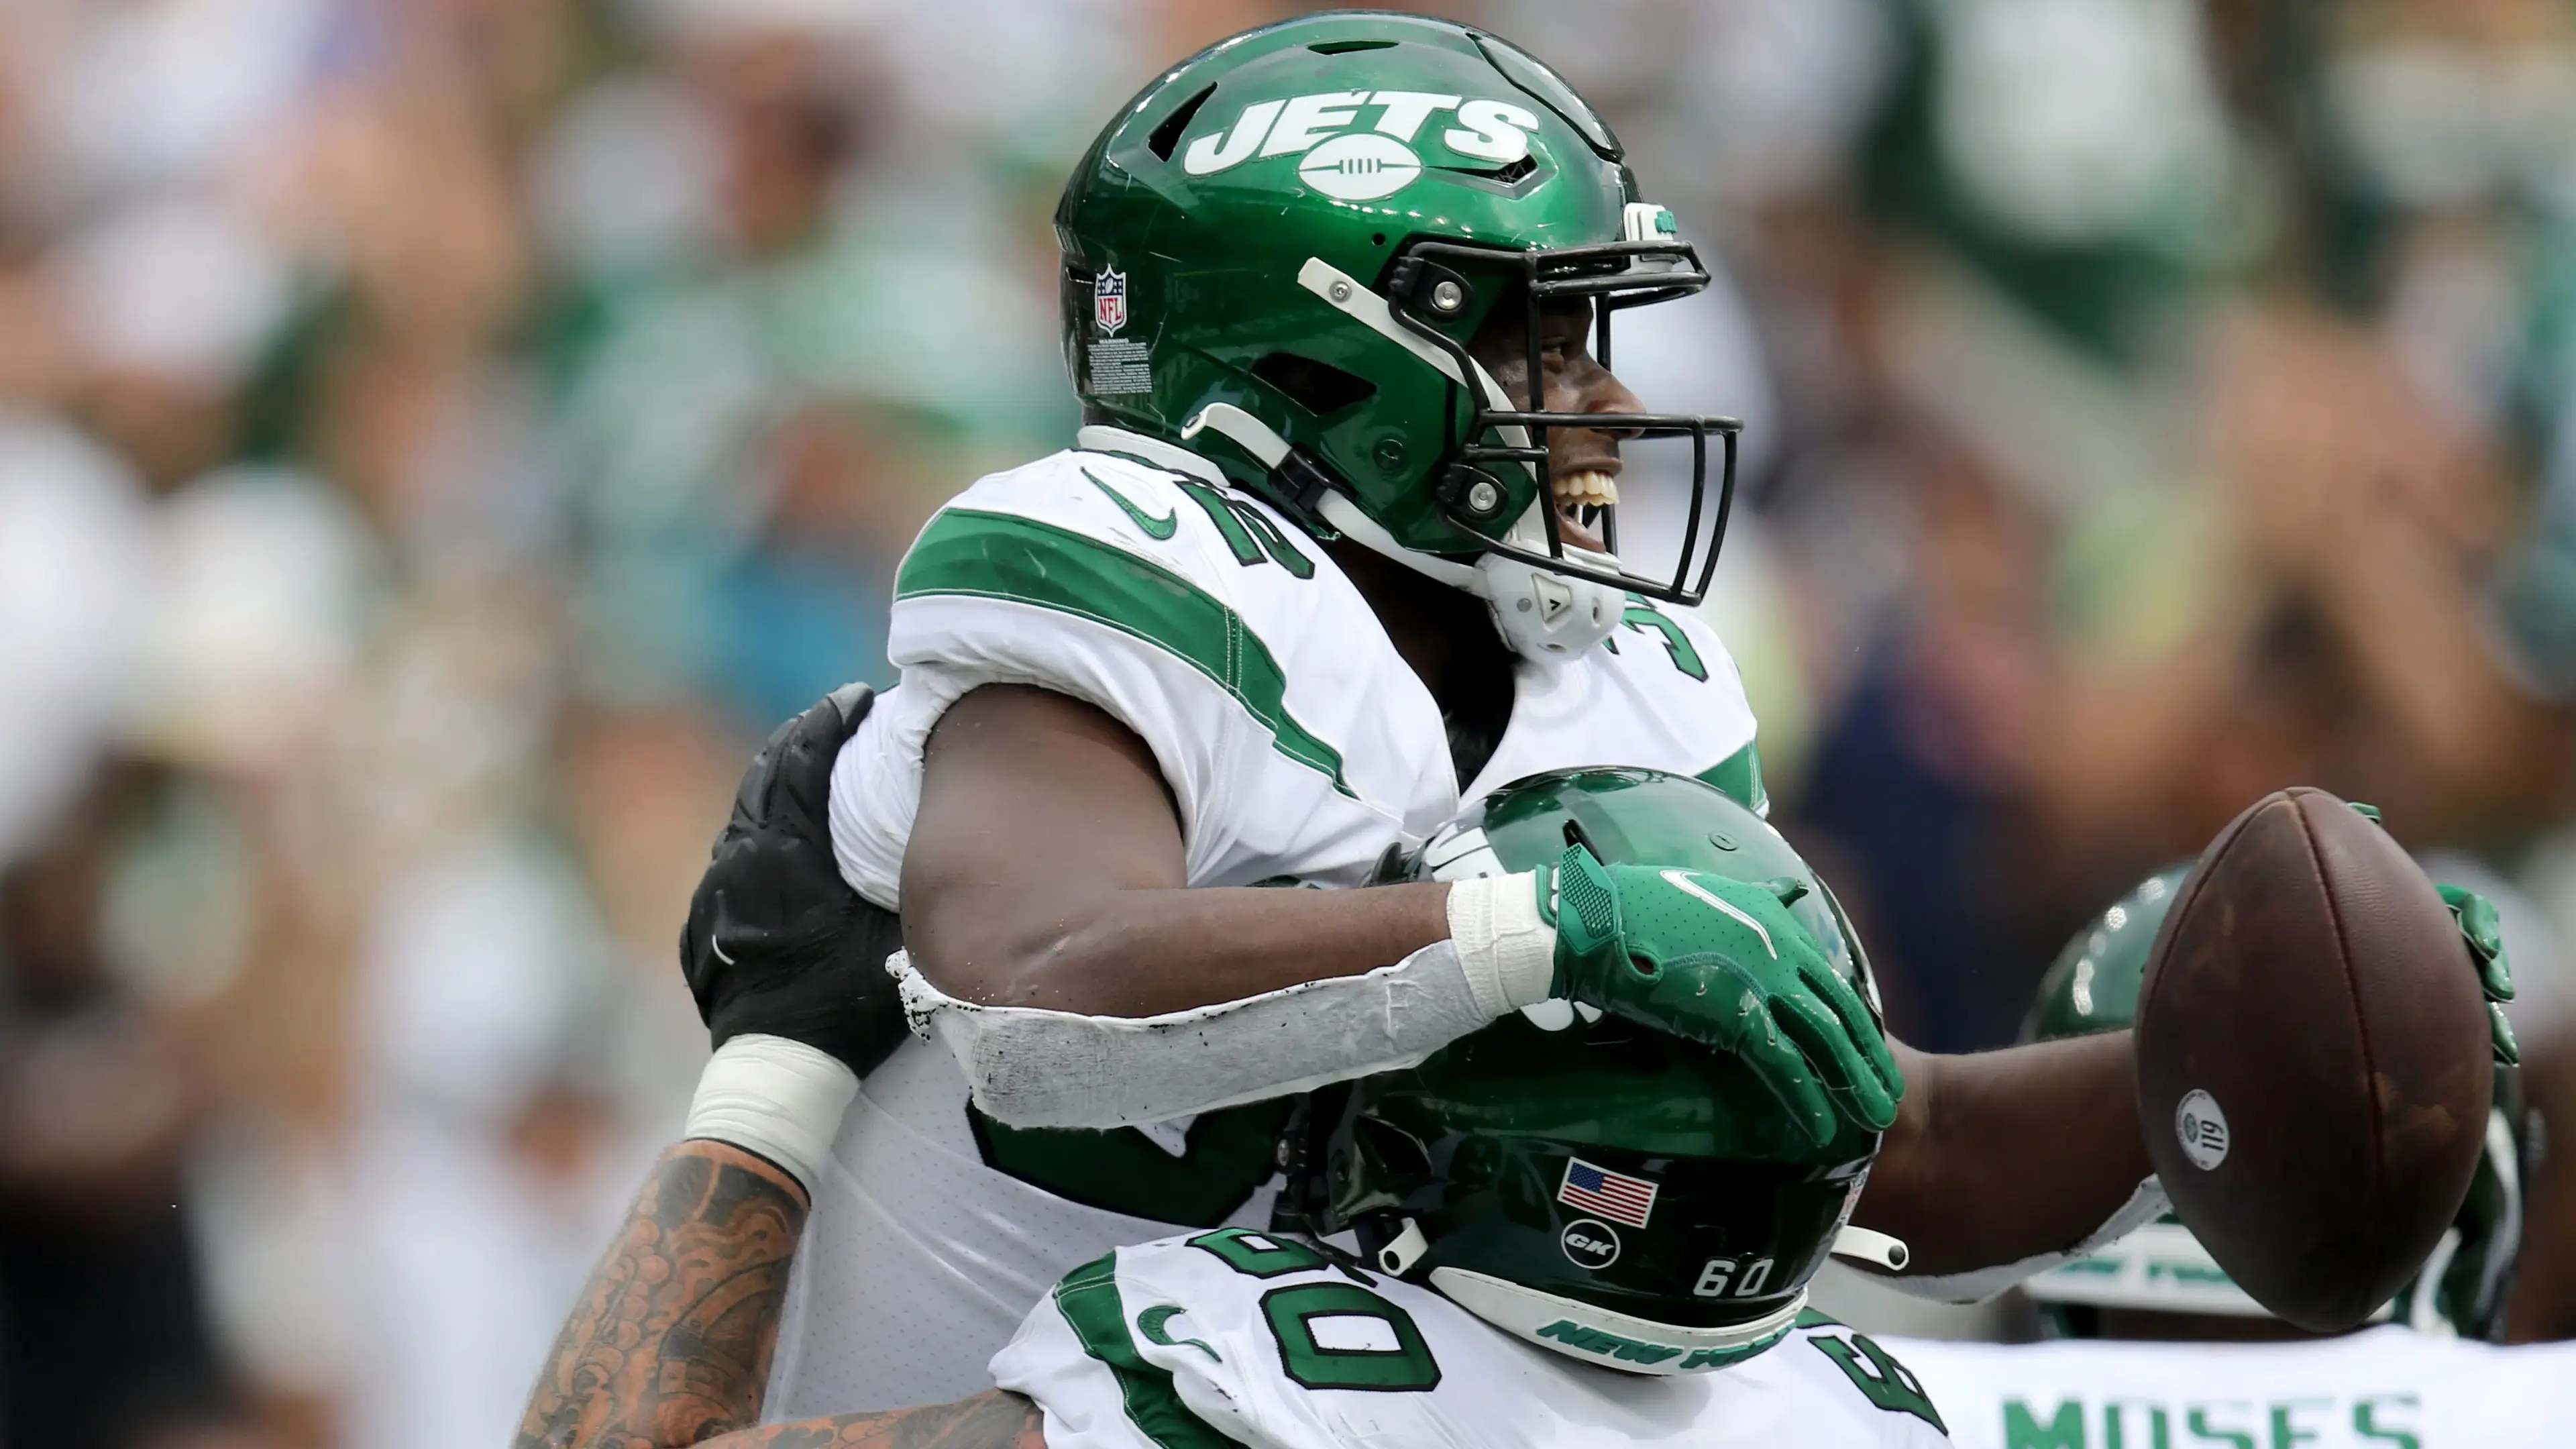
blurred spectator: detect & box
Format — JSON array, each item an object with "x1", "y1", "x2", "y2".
[{"x1": 0, "y1": 763, "x2": 237, "y2": 1446}]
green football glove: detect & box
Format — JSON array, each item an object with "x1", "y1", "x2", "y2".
[
  {"x1": 2438, "y1": 882, "x2": 2519, "y2": 1067},
  {"x1": 1544, "y1": 842, "x2": 1904, "y2": 1144},
  {"x1": 2352, "y1": 804, "x2": 2518, "y2": 1068}
]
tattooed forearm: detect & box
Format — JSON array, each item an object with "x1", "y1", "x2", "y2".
[
  {"x1": 517, "y1": 1140, "x2": 810, "y2": 1448},
  {"x1": 698, "y1": 1390, "x2": 1046, "y2": 1449}
]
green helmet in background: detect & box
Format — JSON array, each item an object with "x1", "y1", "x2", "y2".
[
  {"x1": 1056, "y1": 12, "x2": 1740, "y2": 662},
  {"x1": 2023, "y1": 865, "x2": 2528, "y2": 1340},
  {"x1": 1283, "y1": 769, "x2": 1890, "y2": 1375}
]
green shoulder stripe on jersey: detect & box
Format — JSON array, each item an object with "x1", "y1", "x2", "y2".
[
  {"x1": 898, "y1": 508, "x2": 1354, "y2": 796},
  {"x1": 1697, "y1": 741, "x2": 1768, "y2": 816},
  {"x1": 1053, "y1": 1254, "x2": 1234, "y2": 1449}
]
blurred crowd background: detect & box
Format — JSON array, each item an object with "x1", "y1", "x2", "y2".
[{"x1": 7, "y1": 0, "x2": 2576, "y2": 1443}]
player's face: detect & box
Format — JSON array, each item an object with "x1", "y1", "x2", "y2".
[{"x1": 1467, "y1": 296, "x2": 1642, "y2": 554}]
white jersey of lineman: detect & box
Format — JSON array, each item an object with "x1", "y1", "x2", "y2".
[
  {"x1": 765, "y1": 435, "x2": 1764, "y2": 1419},
  {"x1": 1888, "y1": 1329, "x2": 2576, "y2": 1449},
  {"x1": 990, "y1": 1231, "x2": 1953, "y2": 1449}
]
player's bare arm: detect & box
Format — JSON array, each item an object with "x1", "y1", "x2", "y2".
[
  {"x1": 1856, "y1": 1032, "x2": 2150, "y2": 1277},
  {"x1": 902, "y1": 682, "x2": 1452, "y2": 1014},
  {"x1": 516, "y1": 1138, "x2": 1044, "y2": 1449},
  {"x1": 515, "y1": 1141, "x2": 810, "y2": 1448},
  {"x1": 694, "y1": 1391, "x2": 1045, "y2": 1449}
]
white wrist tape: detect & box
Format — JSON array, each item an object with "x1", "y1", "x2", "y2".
[
  {"x1": 889, "y1": 938, "x2": 1503, "y2": 1130},
  {"x1": 1445, "y1": 871, "x2": 1558, "y2": 1018},
  {"x1": 682, "y1": 1034, "x2": 860, "y2": 1195},
  {"x1": 1876, "y1": 1175, "x2": 2169, "y2": 1303}
]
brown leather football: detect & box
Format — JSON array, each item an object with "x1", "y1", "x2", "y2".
[{"x1": 2134, "y1": 787, "x2": 2490, "y2": 1332}]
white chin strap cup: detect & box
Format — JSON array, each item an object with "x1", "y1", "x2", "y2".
[
  {"x1": 1473, "y1": 544, "x2": 1625, "y2": 659},
  {"x1": 1306, "y1": 488, "x2": 1625, "y2": 661}
]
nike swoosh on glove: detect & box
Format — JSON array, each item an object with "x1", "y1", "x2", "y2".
[{"x1": 1546, "y1": 842, "x2": 1903, "y2": 1144}]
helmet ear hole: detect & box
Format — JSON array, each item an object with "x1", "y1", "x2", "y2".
[
  {"x1": 1146, "y1": 83, "x2": 1217, "y2": 161},
  {"x1": 1351, "y1": 1115, "x2": 1434, "y2": 1185},
  {"x1": 1250, "y1": 352, "x2": 1378, "y2": 416}
]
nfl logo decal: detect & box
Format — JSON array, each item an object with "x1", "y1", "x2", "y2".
[
  {"x1": 1094, "y1": 268, "x2": 1129, "y2": 336},
  {"x1": 1558, "y1": 1157, "x2": 1658, "y2": 1229}
]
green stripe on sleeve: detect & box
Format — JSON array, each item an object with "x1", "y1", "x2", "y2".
[
  {"x1": 1052, "y1": 1254, "x2": 1234, "y2": 1449},
  {"x1": 898, "y1": 508, "x2": 1352, "y2": 796},
  {"x1": 1697, "y1": 740, "x2": 1769, "y2": 816}
]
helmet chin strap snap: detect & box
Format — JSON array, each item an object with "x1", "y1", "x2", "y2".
[{"x1": 1830, "y1": 1225, "x2": 1910, "y2": 1273}]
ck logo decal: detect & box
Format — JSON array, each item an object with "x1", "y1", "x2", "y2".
[{"x1": 1560, "y1": 1219, "x2": 1621, "y2": 1271}]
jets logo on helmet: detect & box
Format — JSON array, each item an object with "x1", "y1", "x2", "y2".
[
  {"x1": 1297, "y1": 133, "x2": 1422, "y2": 201},
  {"x1": 1182, "y1": 89, "x2": 1543, "y2": 202}
]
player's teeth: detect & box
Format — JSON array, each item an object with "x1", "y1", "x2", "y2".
[{"x1": 1552, "y1": 470, "x2": 1618, "y2": 511}]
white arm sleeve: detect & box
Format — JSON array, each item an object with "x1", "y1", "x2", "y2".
[
  {"x1": 892, "y1": 873, "x2": 1558, "y2": 1129},
  {"x1": 1870, "y1": 1175, "x2": 2169, "y2": 1303}
]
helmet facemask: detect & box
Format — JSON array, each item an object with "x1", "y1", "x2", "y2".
[{"x1": 1382, "y1": 217, "x2": 1738, "y2": 609}]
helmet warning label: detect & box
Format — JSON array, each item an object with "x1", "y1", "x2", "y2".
[{"x1": 1089, "y1": 339, "x2": 1151, "y2": 395}]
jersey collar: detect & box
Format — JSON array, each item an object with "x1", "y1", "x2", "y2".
[{"x1": 1075, "y1": 425, "x2": 1232, "y2": 488}]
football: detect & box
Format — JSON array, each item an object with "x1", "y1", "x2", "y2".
[{"x1": 2134, "y1": 787, "x2": 2491, "y2": 1332}]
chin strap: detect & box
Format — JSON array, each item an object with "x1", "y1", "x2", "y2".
[
  {"x1": 1183, "y1": 403, "x2": 1486, "y2": 591},
  {"x1": 1293, "y1": 257, "x2": 1529, "y2": 451},
  {"x1": 1183, "y1": 400, "x2": 1621, "y2": 660}
]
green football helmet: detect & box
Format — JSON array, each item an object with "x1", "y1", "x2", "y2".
[
  {"x1": 2023, "y1": 865, "x2": 2529, "y2": 1340},
  {"x1": 1284, "y1": 769, "x2": 1896, "y2": 1375},
  {"x1": 1056, "y1": 12, "x2": 1740, "y2": 661}
]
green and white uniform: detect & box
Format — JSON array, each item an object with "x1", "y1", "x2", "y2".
[
  {"x1": 767, "y1": 438, "x2": 1763, "y2": 1417},
  {"x1": 1888, "y1": 1330, "x2": 2576, "y2": 1449},
  {"x1": 990, "y1": 1230, "x2": 1952, "y2": 1449}
]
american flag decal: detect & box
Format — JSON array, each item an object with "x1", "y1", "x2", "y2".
[{"x1": 1559, "y1": 1158, "x2": 1658, "y2": 1229}]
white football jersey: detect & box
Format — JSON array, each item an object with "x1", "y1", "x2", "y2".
[
  {"x1": 991, "y1": 1231, "x2": 1953, "y2": 1449},
  {"x1": 769, "y1": 435, "x2": 1764, "y2": 1418},
  {"x1": 1888, "y1": 1329, "x2": 2576, "y2": 1449}
]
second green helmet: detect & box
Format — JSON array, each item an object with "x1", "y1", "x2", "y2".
[{"x1": 1291, "y1": 769, "x2": 1889, "y2": 1374}]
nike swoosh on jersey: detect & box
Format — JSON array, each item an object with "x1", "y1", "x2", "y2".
[
  {"x1": 1083, "y1": 468, "x2": 1179, "y2": 539},
  {"x1": 1660, "y1": 869, "x2": 1777, "y2": 958}
]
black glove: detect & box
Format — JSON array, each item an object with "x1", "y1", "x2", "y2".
[{"x1": 682, "y1": 684, "x2": 910, "y2": 1073}]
